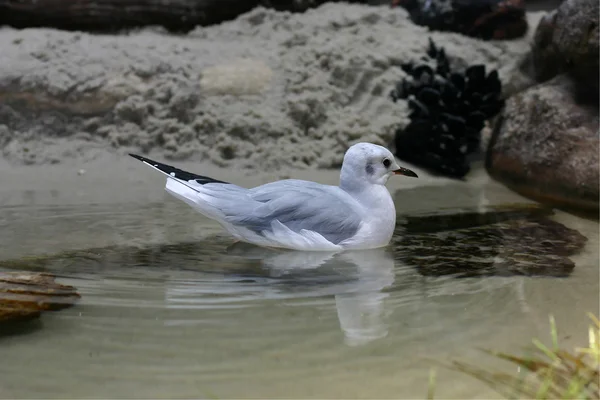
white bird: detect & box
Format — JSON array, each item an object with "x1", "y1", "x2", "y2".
[{"x1": 129, "y1": 142, "x2": 417, "y2": 251}]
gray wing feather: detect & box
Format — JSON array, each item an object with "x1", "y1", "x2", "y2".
[{"x1": 208, "y1": 180, "x2": 362, "y2": 244}]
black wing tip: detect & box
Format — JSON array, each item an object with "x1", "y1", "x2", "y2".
[
  {"x1": 128, "y1": 152, "x2": 230, "y2": 186},
  {"x1": 129, "y1": 153, "x2": 162, "y2": 168},
  {"x1": 129, "y1": 153, "x2": 146, "y2": 162}
]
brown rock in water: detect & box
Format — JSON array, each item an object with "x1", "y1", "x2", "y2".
[
  {"x1": 0, "y1": 272, "x2": 80, "y2": 323},
  {"x1": 532, "y1": 0, "x2": 599, "y2": 92},
  {"x1": 486, "y1": 75, "x2": 599, "y2": 213}
]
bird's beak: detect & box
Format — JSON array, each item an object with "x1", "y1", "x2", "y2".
[{"x1": 392, "y1": 164, "x2": 418, "y2": 178}]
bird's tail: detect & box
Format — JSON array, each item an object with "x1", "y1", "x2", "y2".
[
  {"x1": 129, "y1": 153, "x2": 228, "y2": 219},
  {"x1": 128, "y1": 154, "x2": 229, "y2": 185}
]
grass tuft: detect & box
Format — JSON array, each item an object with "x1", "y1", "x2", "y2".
[{"x1": 441, "y1": 313, "x2": 599, "y2": 399}]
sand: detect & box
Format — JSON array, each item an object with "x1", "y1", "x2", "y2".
[{"x1": 0, "y1": 3, "x2": 545, "y2": 173}]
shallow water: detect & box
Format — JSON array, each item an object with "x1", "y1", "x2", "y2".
[{"x1": 0, "y1": 175, "x2": 598, "y2": 399}]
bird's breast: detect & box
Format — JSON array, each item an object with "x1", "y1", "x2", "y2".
[
  {"x1": 343, "y1": 187, "x2": 397, "y2": 249},
  {"x1": 367, "y1": 194, "x2": 396, "y2": 242}
]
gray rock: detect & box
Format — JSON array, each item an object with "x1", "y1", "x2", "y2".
[
  {"x1": 531, "y1": 10, "x2": 560, "y2": 82},
  {"x1": 532, "y1": 0, "x2": 599, "y2": 92},
  {"x1": 486, "y1": 75, "x2": 599, "y2": 213},
  {"x1": 553, "y1": 0, "x2": 599, "y2": 86}
]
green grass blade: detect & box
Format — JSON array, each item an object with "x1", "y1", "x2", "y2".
[
  {"x1": 533, "y1": 338, "x2": 560, "y2": 363},
  {"x1": 550, "y1": 315, "x2": 558, "y2": 351},
  {"x1": 427, "y1": 368, "x2": 436, "y2": 400}
]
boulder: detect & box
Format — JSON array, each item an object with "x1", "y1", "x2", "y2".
[
  {"x1": 531, "y1": 10, "x2": 561, "y2": 82},
  {"x1": 486, "y1": 75, "x2": 599, "y2": 213},
  {"x1": 532, "y1": 0, "x2": 599, "y2": 92},
  {"x1": 0, "y1": 272, "x2": 80, "y2": 323}
]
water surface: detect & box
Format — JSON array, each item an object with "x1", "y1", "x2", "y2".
[{"x1": 0, "y1": 175, "x2": 598, "y2": 399}]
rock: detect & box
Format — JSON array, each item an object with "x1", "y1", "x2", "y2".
[
  {"x1": 486, "y1": 75, "x2": 599, "y2": 213},
  {"x1": 0, "y1": 272, "x2": 80, "y2": 323},
  {"x1": 553, "y1": 0, "x2": 599, "y2": 89},
  {"x1": 531, "y1": 10, "x2": 561, "y2": 82},
  {"x1": 532, "y1": 0, "x2": 599, "y2": 92}
]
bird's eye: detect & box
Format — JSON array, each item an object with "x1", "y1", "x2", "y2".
[{"x1": 382, "y1": 158, "x2": 391, "y2": 168}]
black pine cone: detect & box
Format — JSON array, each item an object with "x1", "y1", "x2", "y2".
[{"x1": 390, "y1": 38, "x2": 504, "y2": 179}]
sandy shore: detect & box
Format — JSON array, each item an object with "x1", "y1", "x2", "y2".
[{"x1": 0, "y1": 3, "x2": 545, "y2": 174}]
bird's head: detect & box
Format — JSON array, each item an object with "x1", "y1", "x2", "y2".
[{"x1": 340, "y1": 142, "x2": 417, "y2": 191}]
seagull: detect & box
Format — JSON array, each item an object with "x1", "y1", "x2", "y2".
[{"x1": 129, "y1": 142, "x2": 417, "y2": 251}]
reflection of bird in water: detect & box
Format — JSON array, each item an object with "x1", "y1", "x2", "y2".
[
  {"x1": 227, "y1": 243, "x2": 397, "y2": 347},
  {"x1": 330, "y1": 249, "x2": 395, "y2": 347},
  {"x1": 165, "y1": 243, "x2": 396, "y2": 347}
]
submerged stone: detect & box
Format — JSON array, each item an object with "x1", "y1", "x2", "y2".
[{"x1": 393, "y1": 205, "x2": 587, "y2": 277}]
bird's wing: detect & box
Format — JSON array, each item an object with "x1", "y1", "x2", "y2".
[{"x1": 220, "y1": 179, "x2": 364, "y2": 245}]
